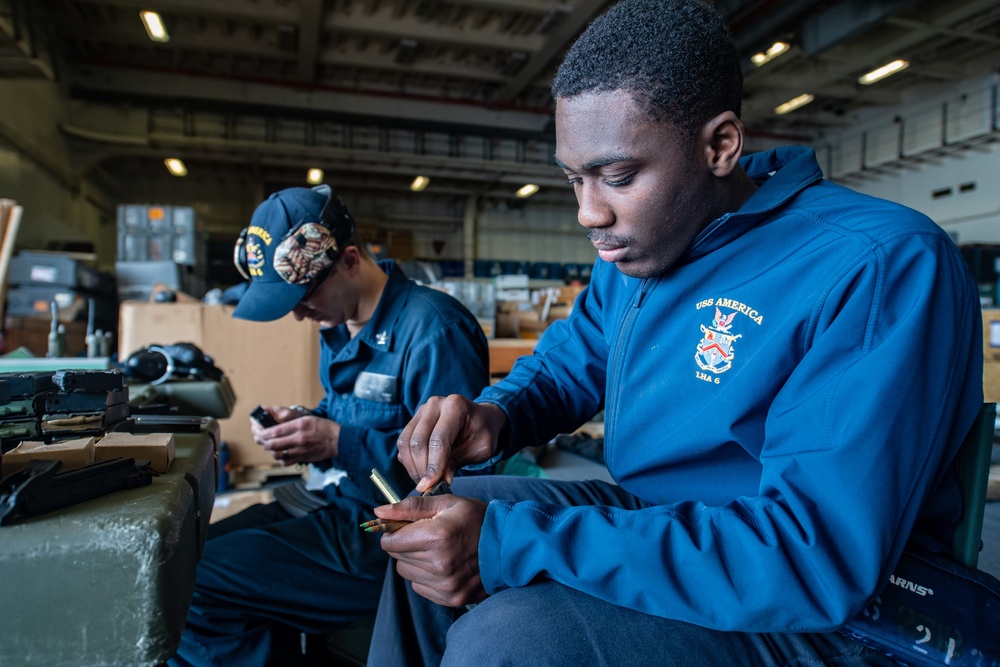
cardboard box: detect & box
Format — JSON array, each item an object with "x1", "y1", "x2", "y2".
[
  {"x1": 95, "y1": 432, "x2": 175, "y2": 473},
  {"x1": 488, "y1": 338, "x2": 537, "y2": 376},
  {"x1": 1, "y1": 436, "x2": 96, "y2": 476},
  {"x1": 118, "y1": 301, "x2": 325, "y2": 468},
  {"x1": 983, "y1": 308, "x2": 1000, "y2": 403}
]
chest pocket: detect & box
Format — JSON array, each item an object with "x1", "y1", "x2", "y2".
[
  {"x1": 354, "y1": 371, "x2": 397, "y2": 403},
  {"x1": 332, "y1": 371, "x2": 408, "y2": 431}
]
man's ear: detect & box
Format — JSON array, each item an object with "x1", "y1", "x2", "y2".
[
  {"x1": 701, "y1": 111, "x2": 744, "y2": 177},
  {"x1": 340, "y1": 245, "x2": 361, "y2": 272}
]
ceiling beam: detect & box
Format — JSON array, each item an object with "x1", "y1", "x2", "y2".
[
  {"x1": 884, "y1": 15, "x2": 1000, "y2": 46},
  {"x1": 0, "y1": 9, "x2": 55, "y2": 80},
  {"x1": 63, "y1": 0, "x2": 300, "y2": 24},
  {"x1": 67, "y1": 64, "x2": 554, "y2": 134},
  {"x1": 325, "y1": 11, "x2": 544, "y2": 52},
  {"x1": 316, "y1": 47, "x2": 508, "y2": 82},
  {"x1": 495, "y1": 0, "x2": 608, "y2": 103},
  {"x1": 833, "y1": 0, "x2": 1000, "y2": 62},
  {"x1": 448, "y1": 0, "x2": 565, "y2": 13},
  {"x1": 799, "y1": 0, "x2": 924, "y2": 57},
  {"x1": 57, "y1": 22, "x2": 292, "y2": 60}
]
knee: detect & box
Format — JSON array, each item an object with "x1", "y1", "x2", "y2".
[
  {"x1": 442, "y1": 591, "x2": 550, "y2": 664},
  {"x1": 444, "y1": 604, "x2": 515, "y2": 663}
]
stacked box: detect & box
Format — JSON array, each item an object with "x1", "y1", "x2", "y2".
[
  {"x1": 0, "y1": 371, "x2": 132, "y2": 454},
  {"x1": 95, "y1": 432, "x2": 175, "y2": 473},
  {"x1": 473, "y1": 260, "x2": 505, "y2": 278},
  {"x1": 1, "y1": 437, "x2": 97, "y2": 477},
  {"x1": 561, "y1": 262, "x2": 593, "y2": 284},
  {"x1": 7, "y1": 252, "x2": 103, "y2": 290},
  {"x1": 41, "y1": 370, "x2": 130, "y2": 440},
  {"x1": 5, "y1": 252, "x2": 117, "y2": 331},
  {"x1": 531, "y1": 262, "x2": 562, "y2": 280},
  {"x1": 117, "y1": 204, "x2": 205, "y2": 268},
  {"x1": 0, "y1": 372, "x2": 55, "y2": 453}
]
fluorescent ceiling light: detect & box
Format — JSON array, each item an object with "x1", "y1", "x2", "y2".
[
  {"x1": 858, "y1": 59, "x2": 909, "y2": 85},
  {"x1": 515, "y1": 184, "x2": 539, "y2": 198},
  {"x1": 410, "y1": 175, "x2": 430, "y2": 192},
  {"x1": 164, "y1": 158, "x2": 187, "y2": 177},
  {"x1": 306, "y1": 168, "x2": 324, "y2": 185},
  {"x1": 140, "y1": 11, "x2": 169, "y2": 43},
  {"x1": 774, "y1": 93, "x2": 814, "y2": 115},
  {"x1": 750, "y1": 41, "x2": 789, "y2": 67}
]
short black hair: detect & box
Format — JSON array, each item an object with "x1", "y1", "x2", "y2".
[{"x1": 551, "y1": 0, "x2": 742, "y2": 142}]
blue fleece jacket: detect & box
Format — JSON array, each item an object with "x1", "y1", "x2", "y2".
[{"x1": 476, "y1": 146, "x2": 983, "y2": 632}]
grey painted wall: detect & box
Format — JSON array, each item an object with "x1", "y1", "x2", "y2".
[{"x1": 0, "y1": 79, "x2": 114, "y2": 268}]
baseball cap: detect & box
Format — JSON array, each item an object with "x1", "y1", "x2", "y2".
[{"x1": 231, "y1": 184, "x2": 354, "y2": 322}]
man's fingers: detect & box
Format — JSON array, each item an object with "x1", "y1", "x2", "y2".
[
  {"x1": 416, "y1": 395, "x2": 472, "y2": 491},
  {"x1": 397, "y1": 395, "x2": 486, "y2": 490},
  {"x1": 375, "y1": 493, "x2": 455, "y2": 523},
  {"x1": 396, "y1": 560, "x2": 479, "y2": 607},
  {"x1": 397, "y1": 398, "x2": 451, "y2": 486},
  {"x1": 272, "y1": 446, "x2": 294, "y2": 463},
  {"x1": 395, "y1": 413, "x2": 422, "y2": 481}
]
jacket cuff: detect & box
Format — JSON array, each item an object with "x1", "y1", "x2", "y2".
[
  {"x1": 479, "y1": 499, "x2": 514, "y2": 594},
  {"x1": 474, "y1": 396, "x2": 517, "y2": 460}
]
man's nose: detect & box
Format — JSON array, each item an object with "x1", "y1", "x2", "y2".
[
  {"x1": 576, "y1": 183, "x2": 612, "y2": 228},
  {"x1": 291, "y1": 305, "x2": 307, "y2": 321}
]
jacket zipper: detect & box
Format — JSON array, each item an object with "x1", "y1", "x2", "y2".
[{"x1": 603, "y1": 277, "x2": 652, "y2": 463}]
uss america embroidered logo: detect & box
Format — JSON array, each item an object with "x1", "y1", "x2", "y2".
[{"x1": 695, "y1": 307, "x2": 743, "y2": 374}]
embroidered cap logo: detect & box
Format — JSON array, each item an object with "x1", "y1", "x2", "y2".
[{"x1": 273, "y1": 222, "x2": 339, "y2": 285}]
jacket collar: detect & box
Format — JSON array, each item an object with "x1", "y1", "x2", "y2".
[
  {"x1": 352, "y1": 259, "x2": 411, "y2": 353},
  {"x1": 685, "y1": 146, "x2": 823, "y2": 260}
]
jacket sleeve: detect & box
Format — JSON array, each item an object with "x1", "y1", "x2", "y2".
[
  {"x1": 478, "y1": 260, "x2": 614, "y2": 455},
  {"x1": 336, "y1": 321, "x2": 491, "y2": 493},
  {"x1": 478, "y1": 231, "x2": 983, "y2": 631}
]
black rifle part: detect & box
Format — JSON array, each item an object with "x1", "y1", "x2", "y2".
[
  {"x1": 0, "y1": 457, "x2": 154, "y2": 526},
  {"x1": 111, "y1": 414, "x2": 211, "y2": 434},
  {"x1": 44, "y1": 388, "x2": 127, "y2": 413},
  {"x1": 51, "y1": 370, "x2": 126, "y2": 393},
  {"x1": 0, "y1": 372, "x2": 55, "y2": 399}
]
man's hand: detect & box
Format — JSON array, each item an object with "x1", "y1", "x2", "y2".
[
  {"x1": 376, "y1": 494, "x2": 489, "y2": 608},
  {"x1": 251, "y1": 405, "x2": 340, "y2": 465},
  {"x1": 397, "y1": 395, "x2": 506, "y2": 493}
]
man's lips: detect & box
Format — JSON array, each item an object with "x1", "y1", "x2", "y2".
[{"x1": 592, "y1": 240, "x2": 628, "y2": 262}]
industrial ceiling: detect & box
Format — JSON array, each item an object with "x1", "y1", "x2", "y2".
[{"x1": 1, "y1": 0, "x2": 998, "y2": 233}]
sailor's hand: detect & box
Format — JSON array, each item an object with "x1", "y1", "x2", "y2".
[{"x1": 397, "y1": 395, "x2": 505, "y2": 493}]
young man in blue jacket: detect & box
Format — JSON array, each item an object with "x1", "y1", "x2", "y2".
[
  {"x1": 366, "y1": 0, "x2": 983, "y2": 664},
  {"x1": 170, "y1": 184, "x2": 490, "y2": 666}
]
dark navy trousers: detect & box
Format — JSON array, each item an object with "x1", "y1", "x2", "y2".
[
  {"x1": 367, "y1": 476, "x2": 900, "y2": 667},
  {"x1": 171, "y1": 493, "x2": 387, "y2": 667}
]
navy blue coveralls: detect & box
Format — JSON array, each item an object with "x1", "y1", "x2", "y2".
[{"x1": 172, "y1": 261, "x2": 490, "y2": 667}]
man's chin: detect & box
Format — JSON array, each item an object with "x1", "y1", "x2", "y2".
[
  {"x1": 613, "y1": 258, "x2": 660, "y2": 279},
  {"x1": 304, "y1": 314, "x2": 334, "y2": 326}
]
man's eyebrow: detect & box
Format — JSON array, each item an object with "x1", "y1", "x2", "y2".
[{"x1": 553, "y1": 153, "x2": 634, "y2": 172}]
